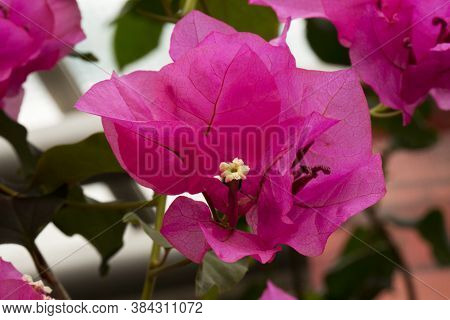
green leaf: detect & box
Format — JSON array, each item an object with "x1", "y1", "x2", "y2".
[
  {"x1": 123, "y1": 212, "x2": 172, "y2": 248},
  {"x1": 0, "y1": 192, "x2": 65, "y2": 250},
  {"x1": 201, "y1": 0, "x2": 279, "y2": 41},
  {"x1": 237, "y1": 280, "x2": 266, "y2": 300},
  {"x1": 0, "y1": 110, "x2": 38, "y2": 176},
  {"x1": 306, "y1": 18, "x2": 350, "y2": 66},
  {"x1": 33, "y1": 133, "x2": 124, "y2": 193},
  {"x1": 372, "y1": 98, "x2": 438, "y2": 150},
  {"x1": 53, "y1": 187, "x2": 142, "y2": 275},
  {"x1": 195, "y1": 252, "x2": 249, "y2": 298},
  {"x1": 113, "y1": 0, "x2": 167, "y2": 69},
  {"x1": 416, "y1": 209, "x2": 450, "y2": 266},
  {"x1": 324, "y1": 227, "x2": 396, "y2": 299},
  {"x1": 201, "y1": 286, "x2": 220, "y2": 300}
]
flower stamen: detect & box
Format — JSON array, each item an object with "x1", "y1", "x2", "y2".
[
  {"x1": 219, "y1": 158, "x2": 250, "y2": 183},
  {"x1": 433, "y1": 17, "x2": 450, "y2": 44}
]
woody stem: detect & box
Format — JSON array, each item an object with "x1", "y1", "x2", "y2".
[{"x1": 30, "y1": 243, "x2": 70, "y2": 300}]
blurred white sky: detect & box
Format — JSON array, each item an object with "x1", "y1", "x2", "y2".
[{"x1": 2, "y1": 0, "x2": 337, "y2": 276}]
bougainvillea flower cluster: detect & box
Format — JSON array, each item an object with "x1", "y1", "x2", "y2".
[
  {"x1": 76, "y1": 11, "x2": 385, "y2": 264},
  {"x1": 253, "y1": 0, "x2": 450, "y2": 123},
  {"x1": 0, "y1": 258, "x2": 52, "y2": 300},
  {"x1": 0, "y1": 0, "x2": 85, "y2": 119}
]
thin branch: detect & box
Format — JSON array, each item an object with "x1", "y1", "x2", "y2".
[
  {"x1": 154, "y1": 248, "x2": 172, "y2": 268},
  {"x1": 370, "y1": 103, "x2": 402, "y2": 118},
  {"x1": 0, "y1": 182, "x2": 20, "y2": 197},
  {"x1": 141, "y1": 194, "x2": 167, "y2": 300},
  {"x1": 371, "y1": 110, "x2": 403, "y2": 118},
  {"x1": 30, "y1": 243, "x2": 70, "y2": 300},
  {"x1": 147, "y1": 258, "x2": 192, "y2": 278},
  {"x1": 64, "y1": 199, "x2": 157, "y2": 211}
]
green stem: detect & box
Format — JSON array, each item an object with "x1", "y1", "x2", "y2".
[
  {"x1": 146, "y1": 258, "x2": 191, "y2": 279},
  {"x1": 155, "y1": 248, "x2": 171, "y2": 268},
  {"x1": 65, "y1": 199, "x2": 157, "y2": 211},
  {"x1": 371, "y1": 110, "x2": 403, "y2": 118},
  {"x1": 141, "y1": 194, "x2": 167, "y2": 300},
  {"x1": 181, "y1": 0, "x2": 198, "y2": 15},
  {"x1": 370, "y1": 103, "x2": 389, "y2": 113},
  {"x1": 0, "y1": 182, "x2": 20, "y2": 197},
  {"x1": 370, "y1": 103, "x2": 402, "y2": 118}
]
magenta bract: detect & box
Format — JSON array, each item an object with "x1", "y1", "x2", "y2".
[
  {"x1": 0, "y1": 258, "x2": 50, "y2": 300},
  {"x1": 76, "y1": 11, "x2": 385, "y2": 263},
  {"x1": 0, "y1": 0, "x2": 85, "y2": 119}
]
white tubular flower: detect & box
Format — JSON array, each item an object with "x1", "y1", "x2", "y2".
[{"x1": 219, "y1": 158, "x2": 250, "y2": 183}]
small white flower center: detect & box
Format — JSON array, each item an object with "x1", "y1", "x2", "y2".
[
  {"x1": 219, "y1": 158, "x2": 250, "y2": 183},
  {"x1": 22, "y1": 274, "x2": 53, "y2": 295}
]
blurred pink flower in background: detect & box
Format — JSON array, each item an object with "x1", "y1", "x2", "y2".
[
  {"x1": 251, "y1": 0, "x2": 450, "y2": 123},
  {"x1": 259, "y1": 281, "x2": 296, "y2": 300},
  {"x1": 0, "y1": 0, "x2": 85, "y2": 119},
  {"x1": 0, "y1": 258, "x2": 52, "y2": 300}
]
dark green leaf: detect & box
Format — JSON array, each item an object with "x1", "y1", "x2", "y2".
[
  {"x1": 0, "y1": 192, "x2": 65, "y2": 250},
  {"x1": 196, "y1": 252, "x2": 249, "y2": 298},
  {"x1": 0, "y1": 110, "x2": 38, "y2": 176},
  {"x1": 324, "y1": 227, "x2": 396, "y2": 299},
  {"x1": 416, "y1": 209, "x2": 450, "y2": 265},
  {"x1": 372, "y1": 98, "x2": 438, "y2": 150},
  {"x1": 123, "y1": 212, "x2": 172, "y2": 248},
  {"x1": 114, "y1": 0, "x2": 167, "y2": 69},
  {"x1": 33, "y1": 133, "x2": 124, "y2": 193},
  {"x1": 53, "y1": 187, "x2": 141, "y2": 275},
  {"x1": 201, "y1": 0, "x2": 279, "y2": 41},
  {"x1": 237, "y1": 280, "x2": 266, "y2": 300},
  {"x1": 306, "y1": 18, "x2": 350, "y2": 65}
]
